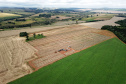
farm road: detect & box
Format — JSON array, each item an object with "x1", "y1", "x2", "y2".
[
  {"x1": 0, "y1": 25, "x2": 69, "y2": 38},
  {"x1": 79, "y1": 17, "x2": 125, "y2": 29}
]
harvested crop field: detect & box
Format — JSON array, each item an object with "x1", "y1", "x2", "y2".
[
  {"x1": 28, "y1": 26, "x2": 111, "y2": 70},
  {"x1": 0, "y1": 24, "x2": 117, "y2": 84},
  {"x1": 79, "y1": 17, "x2": 125, "y2": 29},
  {"x1": 9, "y1": 38, "x2": 126, "y2": 84},
  {"x1": 0, "y1": 36, "x2": 37, "y2": 84}
]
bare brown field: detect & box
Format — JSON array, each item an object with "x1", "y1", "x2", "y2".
[
  {"x1": 96, "y1": 30, "x2": 117, "y2": 38},
  {"x1": 28, "y1": 26, "x2": 111, "y2": 70},
  {"x1": 35, "y1": 25, "x2": 90, "y2": 36},
  {"x1": 79, "y1": 16, "x2": 125, "y2": 29},
  {"x1": 0, "y1": 36, "x2": 37, "y2": 84}
]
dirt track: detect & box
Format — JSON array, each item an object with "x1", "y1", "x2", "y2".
[
  {"x1": 79, "y1": 17, "x2": 125, "y2": 29},
  {"x1": 0, "y1": 25, "x2": 69, "y2": 38}
]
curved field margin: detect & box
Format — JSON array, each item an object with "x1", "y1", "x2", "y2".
[
  {"x1": 79, "y1": 17, "x2": 125, "y2": 29},
  {"x1": 9, "y1": 38, "x2": 126, "y2": 84}
]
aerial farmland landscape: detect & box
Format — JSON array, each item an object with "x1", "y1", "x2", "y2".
[{"x1": 0, "y1": 0, "x2": 126, "y2": 84}]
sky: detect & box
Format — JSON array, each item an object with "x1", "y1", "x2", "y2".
[{"x1": 0, "y1": 0, "x2": 126, "y2": 8}]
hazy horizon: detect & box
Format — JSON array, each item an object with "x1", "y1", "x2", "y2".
[{"x1": 0, "y1": 0, "x2": 126, "y2": 8}]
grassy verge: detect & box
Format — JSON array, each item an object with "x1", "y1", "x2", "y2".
[
  {"x1": 9, "y1": 38, "x2": 126, "y2": 84},
  {"x1": 26, "y1": 34, "x2": 46, "y2": 42}
]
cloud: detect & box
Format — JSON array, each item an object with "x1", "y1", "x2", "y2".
[{"x1": 0, "y1": 0, "x2": 126, "y2": 8}]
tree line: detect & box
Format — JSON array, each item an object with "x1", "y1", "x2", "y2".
[
  {"x1": 39, "y1": 14, "x2": 51, "y2": 18},
  {"x1": 19, "y1": 32, "x2": 45, "y2": 41},
  {"x1": 101, "y1": 19, "x2": 126, "y2": 43}
]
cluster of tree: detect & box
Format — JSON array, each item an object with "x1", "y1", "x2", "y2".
[
  {"x1": 101, "y1": 19, "x2": 126, "y2": 43},
  {"x1": 39, "y1": 14, "x2": 51, "y2": 18},
  {"x1": 0, "y1": 16, "x2": 20, "y2": 22},
  {"x1": 86, "y1": 20, "x2": 100, "y2": 22},
  {"x1": 19, "y1": 32, "x2": 45, "y2": 41},
  {"x1": 19, "y1": 32, "x2": 28, "y2": 37},
  {"x1": 31, "y1": 18, "x2": 56, "y2": 26},
  {"x1": 33, "y1": 33, "x2": 43, "y2": 38},
  {"x1": 16, "y1": 18, "x2": 26, "y2": 21},
  {"x1": 54, "y1": 8, "x2": 77, "y2": 12},
  {"x1": 115, "y1": 19, "x2": 126, "y2": 27},
  {"x1": 19, "y1": 32, "x2": 29, "y2": 40},
  {"x1": 116, "y1": 14, "x2": 126, "y2": 17},
  {"x1": 0, "y1": 24, "x2": 31, "y2": 29},
  {"x1": 8, "y1": 21, "x2": 15, "y2": 24},
  {"x1": 0, "y1": 18, "x2": 57, "y2": 29},
  {"x1": 56, "y1": 16, "x2": 59, "y2": 18},
  {"x1": 44, "y1": 19, "x2": 57, "y2": 25},
  {"x1": 0, "y1": 10, "x2": 3, "y2": 12},
  {"x1": 24, "y1": 8, "x2": 44, "y2": 14},
  {"x1": 0, "y1": 25, "x2": 15, "y2": 29},
  {"x1": 43, "y1": 20, "x2": 51, "y2": 25}
]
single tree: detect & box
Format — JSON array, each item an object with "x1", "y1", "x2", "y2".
[
  {"x1": 30, "y1": 24, "x2": 32, "y2": 28},
  {"x1": 41, "y1": 33, "x2": 43, "y2": 36},
  {"x1": 19, "y1": 32, "x2": 28, "y2": 37},
  {"x1": 76, "y1": 19, "x2": 78, "y2": 24},
  {"x1": 26, "y1": 35, "x2": 29, "y2": 40},
  {"x1": 33, "y1": 33, "x2": 36, "y2": 38}
]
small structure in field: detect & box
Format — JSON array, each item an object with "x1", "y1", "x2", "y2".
[{"x1": 58, "y1": 49, "x2": 67, "y2": 52}]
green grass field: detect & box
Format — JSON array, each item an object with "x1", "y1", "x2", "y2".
[
  {"x1": 82, "y1": 14, "x2": 114, "y2": 22},
  {"x1": 9, "y1": 38, "x2": 126, "y2": 84}
]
